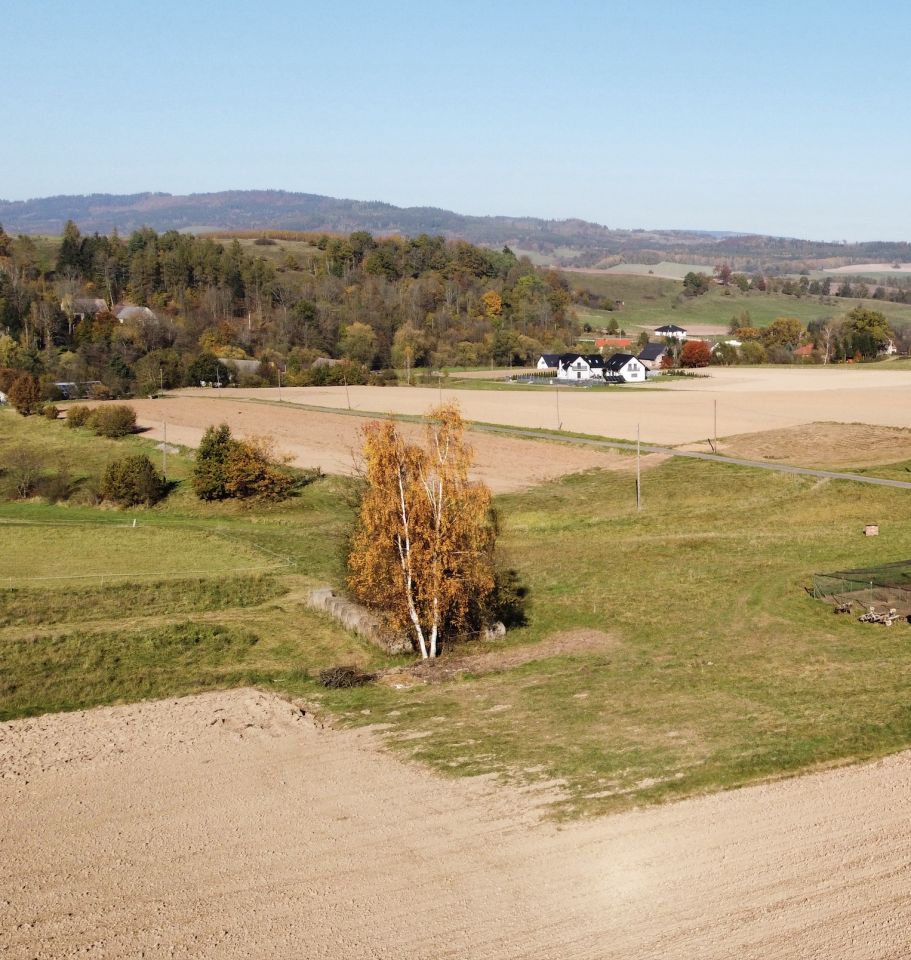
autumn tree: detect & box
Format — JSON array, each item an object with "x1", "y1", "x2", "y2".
[
  {"x1": 339, "y1": 321, "x2": 378, "y2": 366},
  {"x1": 481, "y1": 290, "x2": 503, "y2": 317},
  {"x1": 347, "y1": 404, "x2": 496, "y2": 659},
  {"x1": 844, "y1": 306, "x2": 892, "y2": 356},
  {"x1": 761, "y1": 317, "x2": 803, "y2": 350},
  {"x1": 8, "y1": 373, "x2": 41, "y2": 415},
  {"x1": 680, "y1": 340, "x2": 712, "y2": 367}
]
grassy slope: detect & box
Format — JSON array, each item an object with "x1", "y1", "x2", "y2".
[
  {"x1": 6, "y1": 410, "x2": 911, "y2": 819},
  {"x1": 0, "y1": 408, "x2": 395, "y2": 719},
  {"x1": 316, "y1": 460, "x2": 911, "y2": 817},
  {"x1": 567, "y1": 271, "x2": 911, "y2": 335}
]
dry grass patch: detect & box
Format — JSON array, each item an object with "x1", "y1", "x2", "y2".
[{"x1": 685, "y1": 421, "x2": 911, "y2": 469}]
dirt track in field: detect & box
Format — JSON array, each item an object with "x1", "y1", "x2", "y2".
[
  {"x1": 3, "y1": 688, "x2": 911, "y2": 959},
  {"x1": 125, "y1": 397, "x2": 665, "y2": 492},
  {"x1": 190, "y1": 365, "x2": 911, "y2": 447}
]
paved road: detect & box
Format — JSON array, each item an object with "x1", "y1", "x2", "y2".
[{"x1": 474, "y1": 424, "x2": 911, "y2": 491}]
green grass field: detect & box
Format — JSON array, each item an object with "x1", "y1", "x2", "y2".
[
  {"x1": 567, "y1": 271, "x2": 911, "y2": 336},
  {"x1": 5, "y1": 409, "x2": 911, "y2": 818}
]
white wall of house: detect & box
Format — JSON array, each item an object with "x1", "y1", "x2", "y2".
[
  {"x1": 557, "y1": 357, "x2": 603, "y2": 381},
  {"x1": 614, "y1": 358, "x2": 645, "y2": 382},
  {"x1": 536, "y1": 356, "x2": 552, "y2": 369}
]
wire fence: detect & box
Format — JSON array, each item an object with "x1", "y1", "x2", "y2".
[{"x1": 813, "y1": 560, "x2": 911, "y2": 615}]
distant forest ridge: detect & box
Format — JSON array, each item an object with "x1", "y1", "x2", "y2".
[{"x1": 1, "y1": 190, "x2": 910, "y2": 270}]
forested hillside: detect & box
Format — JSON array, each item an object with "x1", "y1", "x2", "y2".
[
  {"x1": 0, "y1": 222, "x2": 575, "y2": 396},
  {"x1": 4, "y1": 190, "x2": 911, "y2": 271}
]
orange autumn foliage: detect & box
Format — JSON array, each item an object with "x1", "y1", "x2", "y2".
[{"x1": 347, "y1": 404, "x2": 496, "y2": 659}]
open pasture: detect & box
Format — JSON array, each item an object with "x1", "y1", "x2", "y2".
[
  {"x1": 0, "y1": 522, "x2": 277, "y2": 585},
  {"x1": 566, "y1": 269, "x2": 911, "y2": 334}
]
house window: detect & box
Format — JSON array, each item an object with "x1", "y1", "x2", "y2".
[{"x1": 577, "y1": 371, "x2": 581, "y2": 380}]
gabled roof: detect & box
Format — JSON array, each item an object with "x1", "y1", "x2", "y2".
[
  {"x1": 638, "y1": 342, "x2": 666, "y2": 361},
  {"x1": 595, "y1": 337, "x2": 632, "y2": 348},
  {"x1": 560, "y1": 353, "x2": 605, "y2": 368},
  {"x1": 655, "y1": 323, "x2": 687, "y2": 333},
  {"x1": 538, "y1": 353, "x2": 561, "y2": 366},
  {"x1": 114, "y1": 304, "x2": 157, "y2": 323},
  {"x1": 69, "y1": 297, "x2": 107, "y2": 314},
  {"x1": 604, "y1": 353, "x2": 637, "y2": 372}
]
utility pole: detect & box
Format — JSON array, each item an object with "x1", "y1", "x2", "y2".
[
  {"x1": 636, "y1": 422, "x2": 641, "y2": 512},
  {"x1": 162, "y1": 421, "x2": 167, "y2": 479}
]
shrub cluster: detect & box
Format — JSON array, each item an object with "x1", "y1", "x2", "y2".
[
  {"x1": 87, "y1": 404, "x2": 137, "y2": 437},
  {"x1": 100, "y1": 454, "x2": 166, "y2": 506},
  {"x1": 66, "y1": 403, "x2": 136, "y2": 437},
  {"x1": 66, "y1": 404, "x2": 93, "y2": 428},
  {"x1": 193, "y1": 423, "x2": 297, "y2": 503},
  {"x1": 0, "y1": 444, "x2": 74, "y2": 502}
]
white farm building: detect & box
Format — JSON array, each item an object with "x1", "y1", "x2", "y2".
[
  {"x1": 603, "y1": 353, "x2": 645, "y2": 382},
  {"x1": 654, "y1": 323, "x2": 688, "y2": 341},
  {"x1": 556, "y1": 354, "x2": 607, "y2": 381}
]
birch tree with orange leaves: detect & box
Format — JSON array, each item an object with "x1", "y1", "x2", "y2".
[{"x1": 347, "y1": 404, "x2": 496, "y2": 659}]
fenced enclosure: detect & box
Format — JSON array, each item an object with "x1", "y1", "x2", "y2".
[{"x1": 813, "y1": 560, "x2": 911, "y2": 615}]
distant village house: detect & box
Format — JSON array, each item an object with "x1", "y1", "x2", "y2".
[{"x1": 654, "y1": 323, "x2": 688, "y2": 341}]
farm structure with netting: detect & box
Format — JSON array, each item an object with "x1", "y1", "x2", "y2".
[{"x1": 813, "y1": 560, "x2": 911, "y2": 616}]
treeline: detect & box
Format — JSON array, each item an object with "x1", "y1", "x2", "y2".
[
  {"x1": 0, "y1": 222, "x2": 576, "y2": 397},
  {"x1": 707, "y1": 307, "x2": 899, "y2": 365}
]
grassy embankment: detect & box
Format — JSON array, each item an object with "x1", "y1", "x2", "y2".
[
  {"x1": 567, "y1": 271, "x2": 911, "y2": 339},
  {"x1": 5, "y1": 408, "x2": 911, "y2": 818},
  {"x1": 0, "y1": 408, "x2": 394, "y2": 718}
]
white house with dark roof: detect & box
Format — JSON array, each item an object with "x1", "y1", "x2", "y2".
[
  {"x1": 556, "y1": 353, "x2": 606, "y2": 381},
  {"x1": 603, "y1": 353, "x2": 645, "y2": 382},
  {"x1": 654, "y1": 323, "x2": 688, "y2": 341},
  {"x1": 536, "y1": 353, "x2": 561, "y2": 370}
]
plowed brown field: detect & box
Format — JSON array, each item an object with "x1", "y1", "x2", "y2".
[
  {"x1": 3, "y1": 689, "x2": 910, "y2": 960},
  {"x1": 126, "y1": 397, "x2": 665, "y2": 492},
  {"x1": 194, "y1": 365, "x2": 911, "y2": 446}
]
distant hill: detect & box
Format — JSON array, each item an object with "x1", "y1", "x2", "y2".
[{"x1": 1, "y1": 190, "x2": 909, "y2": 270}]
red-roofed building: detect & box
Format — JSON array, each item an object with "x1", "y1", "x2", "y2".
[
  {"x1": 595, "y1": 337, "x2": 632, "y2": 350},
  {"x1": 793, "y1": 344, "x2": 815, "y2": 359}
]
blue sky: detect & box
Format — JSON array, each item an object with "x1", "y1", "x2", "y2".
[{"x1": 2, "y1": 0, "x2": 908, "y2": 239}]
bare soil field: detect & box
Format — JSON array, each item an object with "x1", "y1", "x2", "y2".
[
  {"x1": 684, "y1": 421, "x2": 911, "y2": 468},
  {"x1": 188, "y1": 365, "x2": 911, "y2": 447},
  {"x1": 125, "y1": 397, "x2": 665, "y2": 492},
  {"x1": 825, "y1": 262, "x2": 911, "y2": 273},
  {"x1": 3, "y1": 688, "x2": 911, "y2": 960}
]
